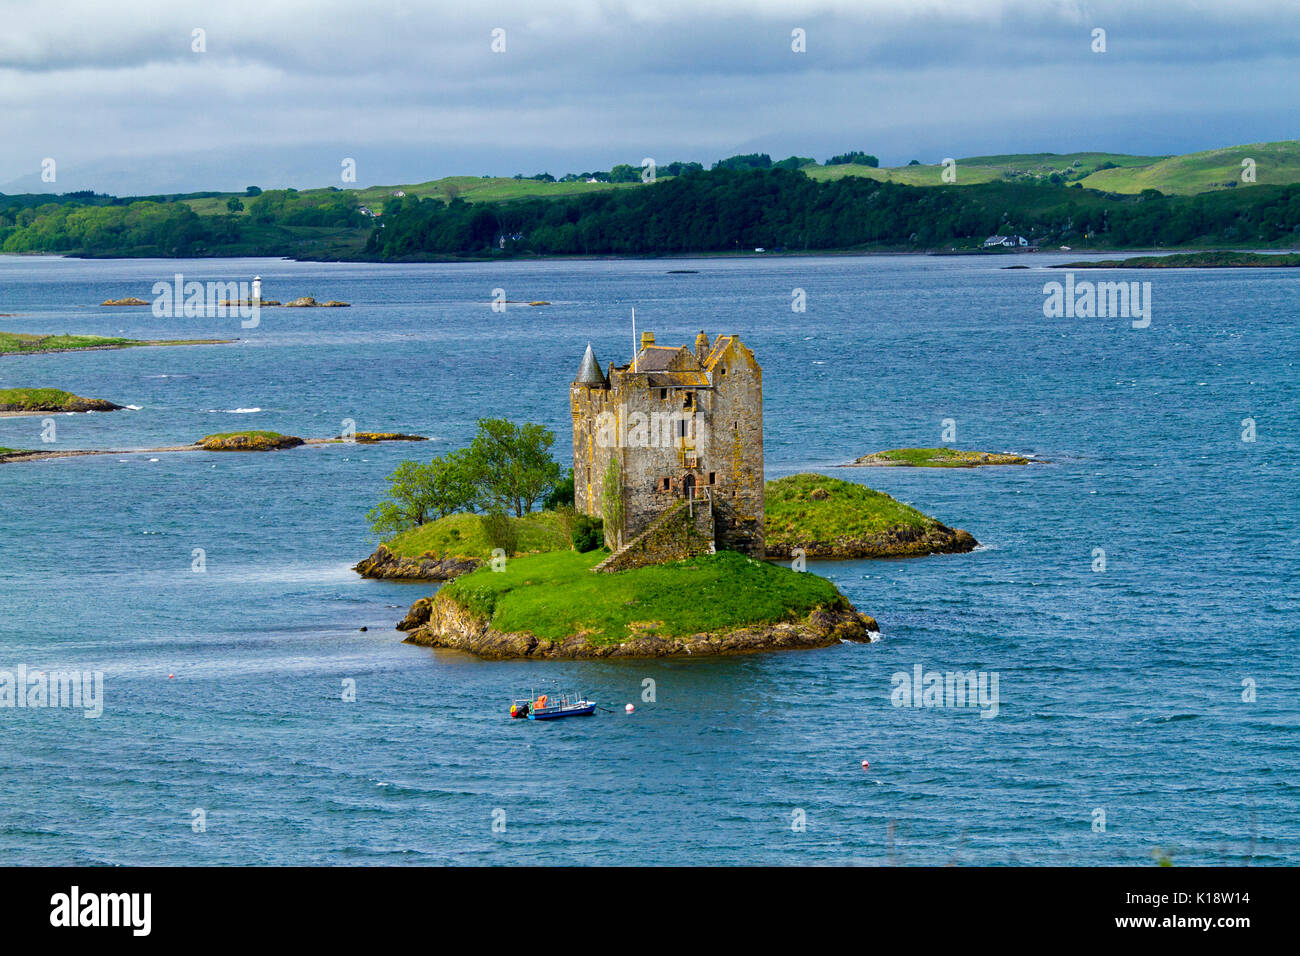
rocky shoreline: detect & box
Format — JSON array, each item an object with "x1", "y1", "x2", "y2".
[
  {"x1": 401, "y1": 592, "x2": 879, "y2": 659},
  {"x1": 766, "y1": 521, "x2": 978, "y2": 560},
  {"x1": 353, "y1": 544, "x2": 481, "y2": 581}
]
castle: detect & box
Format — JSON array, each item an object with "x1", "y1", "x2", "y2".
[{"x1": 570, "y1": 330, "x2": 764, "y2": 566}]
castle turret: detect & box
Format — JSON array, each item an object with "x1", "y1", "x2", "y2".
[
  {"x1": 695, "y1": 329, "x2": 709, "y2": 363},
  {"x1": 573, "y1": 342, "x2": 606, "y2": 387}
]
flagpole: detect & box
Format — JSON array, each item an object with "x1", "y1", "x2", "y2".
[{"x1": 631, "y1": 307, "x2": 637, "y2": 372}]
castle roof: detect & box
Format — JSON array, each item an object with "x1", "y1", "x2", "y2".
[
  {"x1": 631, "y1": 344, "x2": 712, "y2": 388},
  {"x1": 573, "y1": 343, "x2": 606, "y2": 386}
]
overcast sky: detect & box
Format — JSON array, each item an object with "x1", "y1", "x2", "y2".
[{"x1": 2, "y1": 0, "x2": 1298, "y2": 194}]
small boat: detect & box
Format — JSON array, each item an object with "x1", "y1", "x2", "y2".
[{"x1": 510, "y1": 691, "x2": 596, "y2": 720}]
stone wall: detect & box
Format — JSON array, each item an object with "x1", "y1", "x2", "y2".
[{"x1": 594, "y1": 497, "x2": 715, "y2": 573}]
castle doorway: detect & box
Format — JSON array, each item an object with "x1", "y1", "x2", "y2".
[{"x1": 682, "y1": 474, "x2": 695, "y2": 499}]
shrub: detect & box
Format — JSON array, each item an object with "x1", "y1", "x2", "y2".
[
  {"x1": 571, "y1": 515, "x2": 604, "y2": 553},
  {"x1": 480, "y1": 510, "x2": 519, "y2": 556}
]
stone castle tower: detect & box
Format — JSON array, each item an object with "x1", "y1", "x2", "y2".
[{"x1": 570, "y1": 330, "x2": 764, "y2": 560}]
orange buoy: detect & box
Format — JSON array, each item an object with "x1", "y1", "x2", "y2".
[
  {"x1": 625, "y1": 703, "x2": 634, "y2": 713},
  {"x1": 861, "y1": 759, "x2": 869, "y2": 770}
]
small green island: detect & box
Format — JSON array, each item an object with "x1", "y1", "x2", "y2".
[
  {"x1": 0, "y1": 387, "x2": 122, "y2": 414},
  {"x1": 847, "y1": 447, "x2": 1036, "y2": 468},
  {"x1": 198, "y1": 431, "x2": 306, "y2": 451},
  {"x1": 0, "y1": 332, "x2": 234, "y2": 355},
  {"x1": 1060, "y1": 251, "x2": 1300, "y2": 269},
  {"x1": 402, "y1": 549, "x2": 875, "y2": 659}
]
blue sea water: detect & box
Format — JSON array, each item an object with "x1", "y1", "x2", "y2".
[{"x1": 0, "y1": 252, "x2": 1296, "y2": 866}]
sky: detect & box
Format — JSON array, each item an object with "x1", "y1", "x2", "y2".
[{"x1": 2, "y1": 0, "x2": 1298, "y2": 195}]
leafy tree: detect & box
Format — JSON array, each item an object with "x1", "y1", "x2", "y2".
[
  {"x1": 543, "y1": 468, "x2": 575, "y2": 509},
  {"x1": 601, "y1": 457, "x2": 623, "y2": 547},
  {"x1": 827, "y1": 151, "x2": 880, "y2": 167},
  {"x1": 366, "y1": 449, "x2": 479, "y2": 535},
  {"x1": 226, "y1": 197, "x2": 244, "y2": 213},
  {"x1": 712, "y1": 153, "x2": 772, "y2": 171},
  {"x1": 466, "y1": 418, "x2": 562, "y2": 517}
]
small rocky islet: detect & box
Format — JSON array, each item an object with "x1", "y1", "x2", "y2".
[
  {"x1": 0, "y1": 387, "x2": 123, "y2": 414},
  {"x1": 846, "y1": 447, "x2": 1039, "y2": 468}
]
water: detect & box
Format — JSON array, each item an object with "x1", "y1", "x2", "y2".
[{"x1": 1, "y1": 253, "x2": 1296, "y2": 865}]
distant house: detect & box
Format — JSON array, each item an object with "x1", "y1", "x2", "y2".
[
  {"x1": 358, "y1": 206, "x2": 375, "y2": 217},
  {"x1": 392, "y1": 190, "x2": 406, "y2": 198},
  {"x1": 983, "y1": 234, "x2": 1030, "y2": 248}
]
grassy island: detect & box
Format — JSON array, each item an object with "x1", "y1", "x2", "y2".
[
  {"x1": 362, "y1": 473, "x2": 979, "y2": 578},
  {"x1": 355, "y1": 511, "x2": 569, "y2": 580},
  {"x1": 1061, "y1": 251, "x2": 1300, "y2": 269},
  {"x1": 764, "y1": 473, "x2": 978, "y2": 559},
  {"x1": 0, "y1": 387, "x2": 122, "y2": 413},
  {"x1": 849, "y1": 447, "x2": 1033, "y2": 468},
  {"x1": 0, "y1": 332, "x2": 234, "y2": 355},
  {"x1": 405, "y1": 549, "x2": 877, "y2": 659},
  {"x1": 198, "y1": 431, "x2": 304, "y2": 451}
]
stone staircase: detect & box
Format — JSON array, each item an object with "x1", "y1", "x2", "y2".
[{"x1": 594, "y1": 491, "x2": 716, "y2": 573}]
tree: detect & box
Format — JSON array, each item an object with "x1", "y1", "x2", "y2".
[
  {"x1": 226, "y1": 197, "x2": 244, "y2": 213},
  {"x1": 543, "y1": 468, "x2": 575, "y2": 509},
  {"x1": 465, "y1": 418, "x2": 562, "y2": 517},
  {"x1": 601, "y1": 457, "x2": 623, "y2": 548},
  {"x1": 366, "y1": 449, "x2": 479, "y2": 535}
]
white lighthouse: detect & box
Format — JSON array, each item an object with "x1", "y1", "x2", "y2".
[{"x1": 251, "y1": 275, "x2": 262, "y2": 303}]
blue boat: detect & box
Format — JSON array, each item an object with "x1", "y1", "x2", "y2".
[{"x1": 510, "y1": 692, "x2": 596, "y2": 720}]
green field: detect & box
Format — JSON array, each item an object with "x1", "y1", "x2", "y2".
[
  {"x1": 802, "y1": 143, "x2": 1300, "y2": 196},
  {"x1": 183, "y1": 176, "x2": 642, "y2": 219},
  {"x1": 1076, "y1": 141, "x2": 1300, "y2": 195},
  {"x1": 385, "y1": 510, "x2": 571, "y2": 561},
  {"x1": 805, "y1": 151, "x2": 1161, "y2": 189},
  {"x1": 441, "y1": 548, "x2": 845, "y2": 645}
]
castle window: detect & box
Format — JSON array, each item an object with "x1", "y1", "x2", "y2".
[
  {"x1": 661, "y1": 477, "x2": 670, "y2": 491},
  {"x1": 683, "y1": 392, "x2": 694, "y2": 410},
  {"x1": 659, "y1": 388, "x2": 667, "y2": 400},
  {"x1": 677, "y1": 418, "x2": 688, "y2": 438},
  {"x1": 708, "y1": 472, "x2": 716, "y2": 485},
  {"x1": 720, "y1": 367, "x2": 726, "y2": 376}
]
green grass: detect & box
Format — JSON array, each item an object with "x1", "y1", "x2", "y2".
[
  {"x1": 0, "y1": 332, "x2": 233, "y2": 355},
  {"x1": 202, "y1": 430, "x2": 286, "y2": 440},
  {"x1": 1077, "y1": 141, "x2": 1300, "y2": 195},
  {"x1": 441, "y1": 549, "x2": 845, "y2": 645},
  {"x1": 0, "y1": 332, "x2": 136, "y2": 354},
  {"x1": 0, "y1": 447, "x2": 25, "y2": 456},
  {"x1": 181, "y1": 177, "x2": 642, "y2": 219},
  {"x1": 765, "y1": 474, "x2": 931, "y2": 546},
  {"x1": 854, "y1": 448, "x2": 1031, "y2": 467},
  {"x1": 805, "y1": 151, "x2": 1163, "y2": 189},
  {"x1": 803, "y1": 144, "x2": 1300, "y2": 195},
  {"x1": 0, "y1": 388, "x2": 86, "y2": 410},
  {"x1": 385, "y1": 510, "x2": 570, "y2": 560}
]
